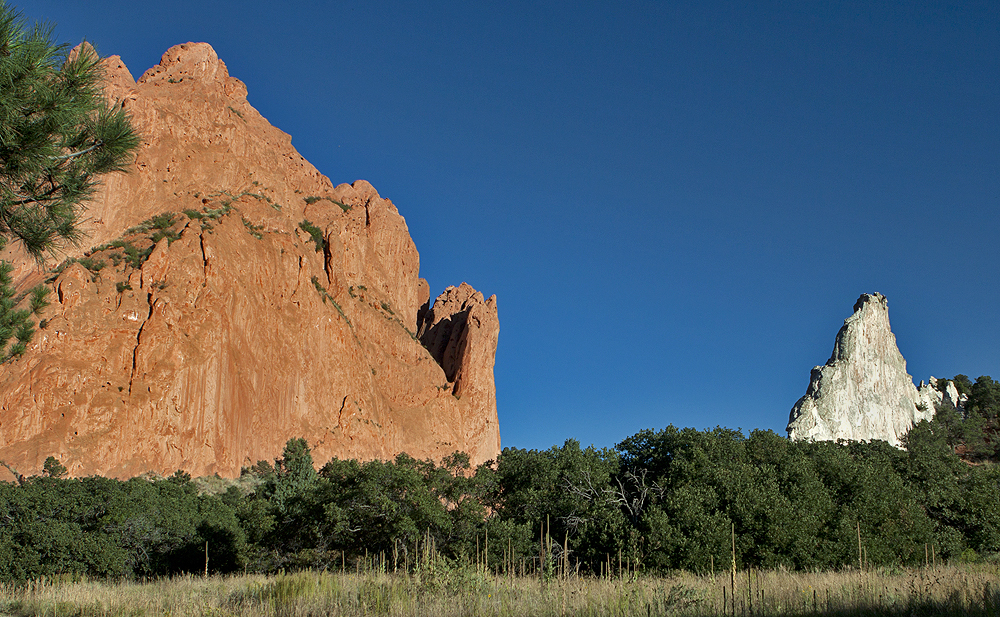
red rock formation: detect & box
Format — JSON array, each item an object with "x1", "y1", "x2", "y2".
[
  {"x1": 418, "y1": 283, "x2": 500, "y2": 461},
  {"x1": 0, "y1": 43, "x2": 500, "y2": 479}
]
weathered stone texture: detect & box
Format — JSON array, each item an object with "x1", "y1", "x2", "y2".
[{"x1": 915, "y1": 377, "x2": 966, "y2": 415}]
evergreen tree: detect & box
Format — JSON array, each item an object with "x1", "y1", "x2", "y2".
[
  {"x1": 0, "y1": 259, "x2": 44, "y2": 360},
  {"x1": 0, "y1": 0, "x2": 139, "y2": 259},
  {"x1": 0, "y1": 1, "x2": 138, "y2": 361}
]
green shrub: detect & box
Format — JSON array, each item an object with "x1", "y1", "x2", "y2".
[
  {"x1": 243, "y1": 218, "x2": 264, "y2": 240},
  {"x1": 204, "y1": 204, "x2": 231, "y2": 219},
  {"x1": 311, "y1": 276, "x2": 350, "y2": 325},
  {"x1": 123, "y1": 244, "x2": 154, "y2": 269},
  {"x1": 43, "y1": 456, "x2": 68, "y2": 479},
  {"x1": 150, "y1": 229, "x2": 180, "y2": 245},
  {"x1": 311, "y1": 275, "x2": 328, "y2": 300},
  {"x1": 76, "y1": 257, "x2": 105, "y2": 273},
  {"x1": 148, "y1": 213, "x2": 176, "y2": 230},
  {"x1": 299, "y1": 220, "x2": 325, "y2": 252},
  {"x1": 303, "y1": 196, "x2": 349, "y2": 212}
]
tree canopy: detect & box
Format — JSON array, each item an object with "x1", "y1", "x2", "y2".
[{"x1": 3, "y1": 407, "x2": 1000, "y2": 583}]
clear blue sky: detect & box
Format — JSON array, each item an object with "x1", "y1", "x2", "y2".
[{"x1": 17, "y1": 0, "x2": 1000, "y2": 452}]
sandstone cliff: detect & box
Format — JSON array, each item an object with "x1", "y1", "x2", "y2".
[
  {"x1": 0, "y1": 43, "x2": 500, "y2": 479},
  {"x1": 786, "y1": 293, "x2": 932, "y2": 447}
]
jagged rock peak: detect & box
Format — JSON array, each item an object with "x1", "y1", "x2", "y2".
[
  {"x1": 140, "y1": 43, "x2": 231, "y2": 86},
  {"x1": 787, "y1": 293, "x2": 933, "y2": 447},
  {"x1": 418, "y1": 284, "x2": 499, "y2": 400}
]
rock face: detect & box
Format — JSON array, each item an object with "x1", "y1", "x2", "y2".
[
  {"x1": 787, "y1": 293, "x2": 932, "y2": 447},
  {"x1": 0, "y1": 43, "x2": 500, "y2": 479}
]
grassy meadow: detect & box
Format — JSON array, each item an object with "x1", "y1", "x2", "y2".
[{"x1": 1, "y1": 563, "x2": 999, "y2": 617}]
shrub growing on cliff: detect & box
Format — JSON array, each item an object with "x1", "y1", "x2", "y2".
[
  {"x1": 41, "y1": 456, "x2": 66, "y2": 478},
  {"x1": 299, "y1": 220, "x2": 324, "y2": 252}
]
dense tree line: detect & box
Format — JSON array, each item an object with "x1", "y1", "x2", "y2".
[
  {"x1": 932, "y1": 375, "x2": 1000, "y2": 461},
  {"x1": 0, "y1": 470, "x2": 244, "y2": 580},
  {"x1": 2, "y1": 381, "x2": 1000, "y2": 581}
]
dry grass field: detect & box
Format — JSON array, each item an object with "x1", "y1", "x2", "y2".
[{"x1": 1, "y1": 562, "x2": 998, "y2": 616}]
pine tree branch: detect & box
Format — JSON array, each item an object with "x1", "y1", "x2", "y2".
[
  {"x1": 3, "y1": 183, "x2": 63, "y2": 206},
  {"x1": 50, "y1": 140, "x2": 103, "y2": 161}
]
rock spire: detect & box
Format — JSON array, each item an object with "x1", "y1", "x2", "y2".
[{"x1": 786, "y1": 293, "x2": 933, "y2": 447}]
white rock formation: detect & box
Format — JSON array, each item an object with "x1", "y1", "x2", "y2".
[
  {"x1": 916, "y1": 377, "x2": 967, "y2": 413},
  {"x1": 787, "y1": 293, "x2": 934, "y2": 447}
]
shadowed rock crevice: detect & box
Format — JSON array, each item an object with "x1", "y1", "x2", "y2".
[
  {"x1": 415, "y1": 284, "x2": 501, "y2": 464},
  {"x1": 127, "y1": 291, "x2": 155, "y2": 395},
  {"x1": 417, "y1": 283, "x2": 499, "y2": 392}
]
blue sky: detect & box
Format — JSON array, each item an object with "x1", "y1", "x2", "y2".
[{"x1": 17, "y1": 0, "x2": 1000, "y2": 452}]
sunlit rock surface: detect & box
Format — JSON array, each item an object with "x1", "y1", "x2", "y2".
[
  {"x1": 0, "y1": 43, "x2": 500, "y2": 479},
  {"x1": 787, "y1": 293, "x2": 932, "y2": 447}
]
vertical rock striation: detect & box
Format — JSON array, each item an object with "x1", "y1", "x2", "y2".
[{"x1": 787, "y1": 293, "x2": 933, "y2": 447}]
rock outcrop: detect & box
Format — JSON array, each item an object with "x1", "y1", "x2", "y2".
[
  {"x1": 0, "y1": 43, "x2": 500, "y2": 479},
  {"x1": 786, "y1": 293, "x2": 932, "y2": 447},
  {"x1": 417, "y1": 283, "x2": 500, "y2": 460},
  {"x1": 916, "y1": 377, "x2": 967, "y2": 415}
]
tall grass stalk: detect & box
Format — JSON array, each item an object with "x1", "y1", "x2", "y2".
[{"x1": 1, "y1": 563, "x2": 998, "y2": 616}]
